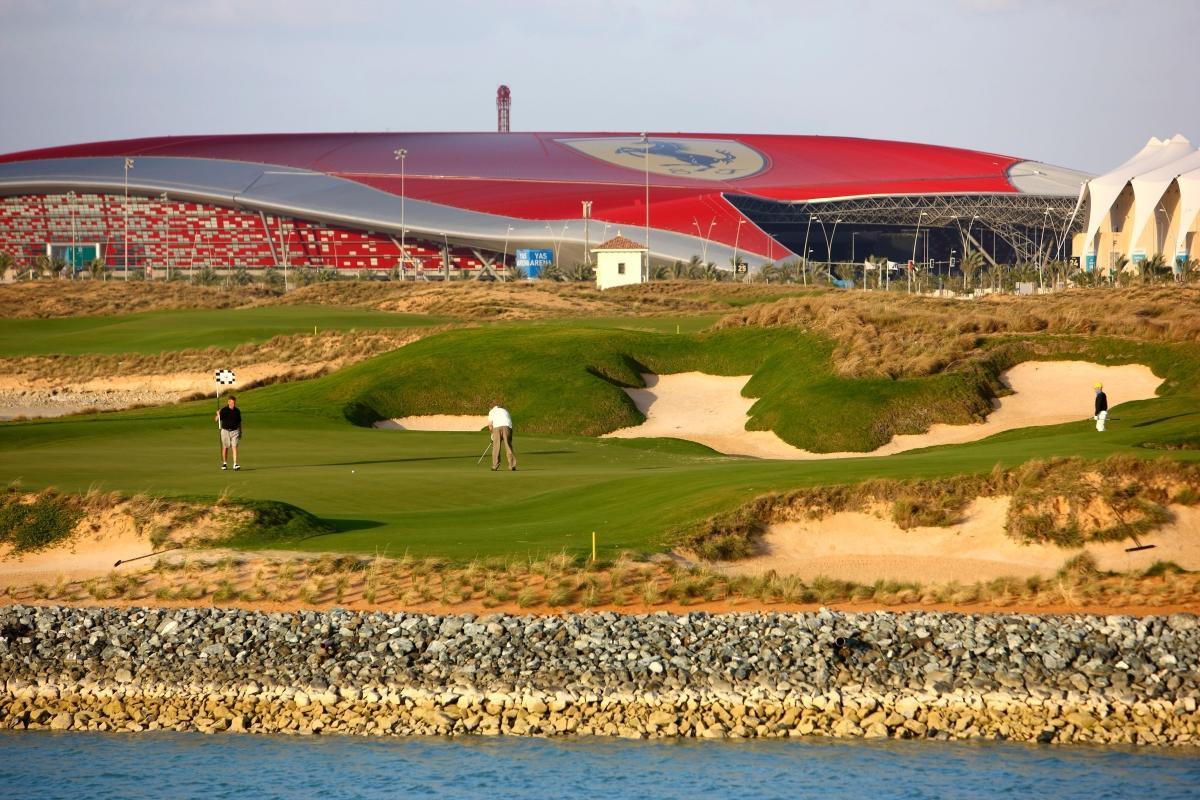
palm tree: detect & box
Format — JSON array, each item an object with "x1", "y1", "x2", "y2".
[
  {"x1": 0, "y1": 252, "x2": 12, "y2": 280},
  {"x1": 960, "y1": 250, "x2": 985, "y2": 291},
  {"x1": 87, "y1": 258, "x2": 105, "y2": 280},
  {"x1": 1109, "y1": 254, "x2": 1129, "y2": 285},
  {"x1": 1142, "y1": 253, "x2": 1168, "y2": 284},
  {"x1": 704, "y1": 262, "x2": 724, "y2": 281},
  {"x1": 1184, "y1": 258, "x2": 1200, "y2": 283},
  {"x1": 759, "y1": 262, "x2": 779, "y2": 283}
]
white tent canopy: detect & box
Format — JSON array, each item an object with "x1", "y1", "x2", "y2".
[
  {"x1": 1176, "y1": 166, "x2": 1200, "y2": 262},
  {"x1": 1082, "y1": 134, "x2": 1194, "y2": 255},
  {"x1": 1126, "y1": 148, "x2": 1200, "y2": 258}
]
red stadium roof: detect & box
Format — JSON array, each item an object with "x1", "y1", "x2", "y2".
[{"x1": 0, "y1": 132, "x2": 1078, "y2": 261}]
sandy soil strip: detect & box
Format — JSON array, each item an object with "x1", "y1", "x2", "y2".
[
  {"x1": 374, "y1": 415, "x2": 489, "y2": 431},
  {"x1": 603, "y1": 361, "x2": 1163, "y2": 459},
  {"x1": 0, "y1": 362, "x2": 322, "y2": 419},
  {"x1": 723, "y1": 499, "x2": 1200, "y2": 583}
]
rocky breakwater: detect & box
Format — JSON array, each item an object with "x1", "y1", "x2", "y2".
[{"x1": 1, "y1": 605, "x2": 1197, "y2": 746}]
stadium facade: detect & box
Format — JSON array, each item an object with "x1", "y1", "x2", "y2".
[{"x1": 0, "y1": 132, "x2": 1095, "y2": 278}]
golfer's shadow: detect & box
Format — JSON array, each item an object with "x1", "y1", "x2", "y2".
[{"x1": 1132, "y1": 412, "x2": 1197, "y2": 428}]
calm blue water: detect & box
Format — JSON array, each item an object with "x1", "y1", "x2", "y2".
[{"x1": 0, "y1": 732, "x2": 1197, "y2": 800}]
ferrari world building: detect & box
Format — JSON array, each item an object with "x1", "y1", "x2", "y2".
[{"x1": 0, "y1": 132, "x2": 1093, "y2": 277}]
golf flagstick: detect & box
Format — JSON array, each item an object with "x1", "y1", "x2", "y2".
[{"x1": 477, "y1": 441, "x2": 493, "y2": 464}]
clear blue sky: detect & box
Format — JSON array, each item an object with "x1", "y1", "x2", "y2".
[{"x1": 1, "y1": 0, "x2": 1196, "y2": 173}]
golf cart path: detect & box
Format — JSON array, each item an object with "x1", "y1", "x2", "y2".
[
  {"x1": 601, "y1": 361, "x2": 1162, "y2": 459},
  {"x1": 720, "y1": 498, "x2": 1200, "y2": 583}
]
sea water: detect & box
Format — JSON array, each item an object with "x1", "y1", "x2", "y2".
[{"x1": 1, "y1": 732, "x2": 1197, "y2": 799}]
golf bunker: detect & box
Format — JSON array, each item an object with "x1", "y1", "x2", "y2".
[
  {"x1": 374, "y1": 415, "x2": 488, "y2": 431},
  {"x1": 721, "y1": 498, "x2": 1200, "y2": 583},
  {"x1": 603, "y1": 361, "x2": 1163, "y2": 459}
]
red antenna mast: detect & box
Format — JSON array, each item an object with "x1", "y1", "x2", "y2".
[{"x1": 496, "y1": 85, "x2": 511, "y2": 133}]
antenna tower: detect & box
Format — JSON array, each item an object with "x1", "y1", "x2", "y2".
[{"x1": 496, "y1": 85, "x2": 511, "y2": 133}]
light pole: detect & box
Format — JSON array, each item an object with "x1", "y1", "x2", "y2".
[
  {"x1": 582, "y1": 201, "x2": 593, "y2": 265},
  {"x1": 640, "y1": 132, "x2": 650, "y2": 277},
  {"x1": 1039, "y1": 208, "x2": 1050, "y2": 289},
  {"x1": 1156, "y1": 207, "x2": 1171, "y2": 282},
  {"x1": 502, "y1": 225, "x2": 513, "y2": 279},
  {"x1": 732, "y1": 219, "x2": 746, "y2": 276},
  {"x1": 393, "y1": 148, "x2": 408, "y2": 279},
  {"x1": 442, "y1": 232, "x2": 451, "y2": 281},
  {"x1": 157, "y1": 192, "x2": 170, "y2": 281},
  {"x1": 66, "y1": 191, "x2": 77, "y2": 280},
  {"x1": 693, "y1": 217, "x2": 716, "y2": 265},
  {"x1": 123, "y1": 158, "x2": 133, "y2": 281},
  {"x1": 802, "y1": 216, "x2": 818, "y2": 286}
]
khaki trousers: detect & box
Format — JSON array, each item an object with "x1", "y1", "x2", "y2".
[{"x1": 491, "y1": 426, "x2": 516, "y2": 470}]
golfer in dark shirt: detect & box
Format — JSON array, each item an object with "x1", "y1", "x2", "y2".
[
  {"x1": 1094, "y1": 383, "x2": 1108, "y2": 432},
  {"x1": 215, "y1": 396, "x2": 243, "y2": 470}
]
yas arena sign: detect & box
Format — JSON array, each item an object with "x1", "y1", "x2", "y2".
[{"x1": 558, "y1": 137, "x2": 767, "y2": 180}]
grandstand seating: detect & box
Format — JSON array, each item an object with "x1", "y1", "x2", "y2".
[{"x1": 0, "y1": 193, "x2": 492, "y2": 273}]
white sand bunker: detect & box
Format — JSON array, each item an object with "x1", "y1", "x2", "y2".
[
  {"x1": 722, "y1": 499, "x2": 1200, "y2": 583},
  {"x1": 374, "y1": 415, "x2": 488, "y2": 431},
  {"x1": 602, "y1": 361, "x2": 1162, "y2": 459}
]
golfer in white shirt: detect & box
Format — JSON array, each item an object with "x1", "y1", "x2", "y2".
[{"x1": 488, "y1": 403, "x2": 517, "y2": 471}]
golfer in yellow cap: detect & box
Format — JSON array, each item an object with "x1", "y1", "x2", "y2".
[{"x1": 1094, "y1": 383, "x2": 1108, "y2": 431}]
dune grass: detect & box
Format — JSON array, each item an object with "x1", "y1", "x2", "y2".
[{"x1": 0, "y1": 304, "x2": 448, "y2": 356}]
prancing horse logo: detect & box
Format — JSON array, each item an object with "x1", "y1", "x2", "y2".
[{"x1": 557, "y1": 136, "x2": 767, "y2": 180}]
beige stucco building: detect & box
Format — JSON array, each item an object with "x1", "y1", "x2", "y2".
[
  {"x1": 1073, "y1": 135, "x2": 1200, "y2": 273},
  {"x1": 592, "y1": 233, "x2": 647, "y2": 290}
]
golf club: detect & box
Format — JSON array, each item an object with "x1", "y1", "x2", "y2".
[
  {"x1": 113, "y1": 544, "x2": 182, "y2": 568},
  {"x1": 476, "y1": 441, "x2": 493, "y2": 464}
]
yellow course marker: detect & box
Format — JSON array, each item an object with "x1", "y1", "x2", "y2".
[{"x1": 592, "y1": 531, "x2": 597, "y2": 562}]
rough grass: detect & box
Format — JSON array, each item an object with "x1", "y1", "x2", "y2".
[
  {"x1": 1, "y1": 328, "x2": 433, "y2": 383},
  {"x1": 0, "y1": 488, "x2": 82, "y2": 553},
  {"x1": 715, "y1": 286, "x2": 1200, "y2": 378},
  {"x1": 9, "y1": 546, "x2": 1197, "y2": 612},
  {"x1": 0, "y1": 281, "x2": 278, "y2": 319},
  {"x1": 675, "y1": 456, "x2": 1200, "y2": 558}
]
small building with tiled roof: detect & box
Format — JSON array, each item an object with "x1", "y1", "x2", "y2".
[{"x1": 592, "y1": 231, "x2": 646, "y2": 290}]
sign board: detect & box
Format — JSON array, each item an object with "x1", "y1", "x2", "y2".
[
  {"x1": 1070, "y1": 256, "x2": 1081, "y2": 270},
  {"x1": 1131, "y1": 251, "x2": 1146, "y2": 264},
  {"x1": 1085, "y1": 253, "x2": 1097, "y2": 272},
  {"x1": 1016, "y1": 282, "x2": 1035, "y2": 296},
  {"x1": 734, "y1": 263, "x2": 748, "y2": 275},
  {"x1": 49, "y1": 243, "x2": 99, "y2": 269},
  {"x1": 516, "y1": 248, "x2": 553, "y2": 279}
]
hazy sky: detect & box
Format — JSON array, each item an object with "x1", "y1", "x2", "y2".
[{"x1": 1, "y1": 0, "x2": 1196, "y2": 173}]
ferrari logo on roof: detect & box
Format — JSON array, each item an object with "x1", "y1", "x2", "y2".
[{"x1": 558, "y1": 136, "x2": 766, "y2": 180}]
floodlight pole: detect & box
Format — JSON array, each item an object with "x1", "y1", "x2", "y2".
[
  {"x1": 908, "y1": 211, "x2": 927, "y2": 293},
  {"x1": 582, "y1": 201, "x2": 592, "y2": 266},
  {"x1": 733, "y1": 219, "x2": 746, "y2": 277},
  {"x1": 640, "y1": 132, "x2": 650, "y2": 279},
  {"x1": 123, "y1": 158, "x2": 134, "y2": 281},
  {"x1": 67, "y1": 191, "x2": 77, "y2": 280},
  {"x1": 693, "y1": 217, "x2": 716, "y2": 266},
  {"x1": 503, "y1": 225, "x2": 513, "y2": 279},
  {"x1": 802, "y1": 216, "x2": 817, "y2": 286},
  {"x1": 394, "y1": 148, "x2": 408, "y2": 279}
]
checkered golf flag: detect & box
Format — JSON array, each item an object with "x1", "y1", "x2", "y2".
[{"x1": 214, "y1": 369, "x2": 236, "y2": 386}]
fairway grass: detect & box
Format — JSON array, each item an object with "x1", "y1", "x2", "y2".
[
  {"x1": 2, "y1": 391, "x2": 1196, "y2": 559},
  {"x1": 3, "y1": 301, "x2": 1199, "y2": 561}
]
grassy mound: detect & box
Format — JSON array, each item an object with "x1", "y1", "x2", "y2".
[
  {"x1": 248, "y1": 323, "x2": 1015, "y2": 453},
  {"x1": 716, "y1": 286, "x2": 1200, "y2": 378},
  {"x1": 676, "y1": 455, "x2": 1200, "y2": 559}
]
